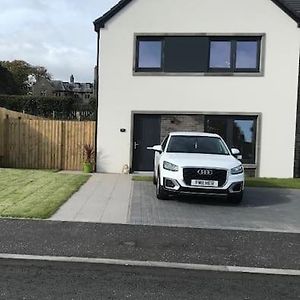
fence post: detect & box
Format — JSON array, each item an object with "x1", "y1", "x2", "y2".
[
  {"x1": 60, "y1": 121, "x2": 65, "y2": 170},
  {"x1": 3, "y1": 115, "x2": 9, "y2": 168}
]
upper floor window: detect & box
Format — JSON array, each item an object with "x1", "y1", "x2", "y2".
[
  {"x1": 135, "y1": 35, "x2": 262, "y2": 74},
  {"x1": 209, "y1": 41, "x2": 231, "y2": 69},
  {"x1": 136, "y1": 38, "x2": 163, "y2": 71},
  {"x1": 209, "y1": 38, "x2": 261, "y2": 72}
]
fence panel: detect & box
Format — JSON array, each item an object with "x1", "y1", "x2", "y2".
[
  {"x1": 1, "y1": 116, "x2": 96, "y2": 171},
  {"x1": 0, "y1": 109, "x2": 4, "y2": 157}
]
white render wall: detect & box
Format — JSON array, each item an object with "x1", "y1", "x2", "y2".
[{"x1": 97, "y1": 0, "x2": 300, "y2": 177}]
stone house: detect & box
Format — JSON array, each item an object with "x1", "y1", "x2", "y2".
[{"x1": 32, "y1": 75, "x2": 94, "y2": 104}]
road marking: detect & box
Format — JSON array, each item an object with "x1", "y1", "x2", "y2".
[{"x1": 0, "y1": 253, "x2": 299, "y2": 276}]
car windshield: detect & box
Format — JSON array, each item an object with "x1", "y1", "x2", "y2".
[{"x1": 167, "y1": 136, "x2": 230, "y2": 155}]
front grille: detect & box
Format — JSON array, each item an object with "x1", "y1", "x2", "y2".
[{"x1": 183, "y1": 168, "x2": 228, "y2": 187}]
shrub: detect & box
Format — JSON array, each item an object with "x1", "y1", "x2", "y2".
[{"x1": 0, "y1": 95, "x2": 96, "y2": 120}]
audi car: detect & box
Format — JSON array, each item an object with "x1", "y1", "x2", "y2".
[{"x1": 148, "y1": 132, "x2": 245, "y2": 203}]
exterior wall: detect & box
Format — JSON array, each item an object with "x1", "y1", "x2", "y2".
[
  {"x1": 97, "y1": 0, "x2": 300, "y2": 177},
  {"x1": 160, "y1": 115, "x2": 204, "y2": 142}
]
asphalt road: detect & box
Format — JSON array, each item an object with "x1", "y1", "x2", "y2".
[
  {"x1": 0, "y1": 259, "x2": 299, "y2": 300},
  {"x1": 0, "y1": 219, "x2": 299, "y2": 270}
]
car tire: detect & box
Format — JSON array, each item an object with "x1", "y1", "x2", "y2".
[
  {"x1": 228, "y1": 192, "x2": 243, "y2": 204},
  {"x1": 156, "y1": 176, "x2": 169, "y2": 200}
]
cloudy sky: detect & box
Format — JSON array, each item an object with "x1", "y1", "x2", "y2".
[{"x1": 0, "y1": 0, "x2": 119, "y2": 82}]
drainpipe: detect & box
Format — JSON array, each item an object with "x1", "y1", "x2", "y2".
[
  {"x1": 295, "y1": 56, "x2": 300, "y2": 178},
  {"x1": 94, "y1": 30, "x2": 100, "y2": 172}
]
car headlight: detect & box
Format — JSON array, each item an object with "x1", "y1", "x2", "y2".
[
  {"x1": 163, "y1": 161, "x2": 179, "y2": 172},
  {"x1": 231, "y1": 165, "x2": 244, "y2": 175}
]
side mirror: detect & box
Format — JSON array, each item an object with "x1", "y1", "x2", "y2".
[
  {"x1": 231, "y1": 148, "x2": 242, "y2": 160},
  {"x1": 231, "y1": 148, "x2": 240, "y2": 155},
  {"x1": 147, "y1": 145, "x2": 163, "y2": 153}
]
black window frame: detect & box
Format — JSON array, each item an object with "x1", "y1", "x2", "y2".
[
  {"x1": 204, "y1": 115, "x2": 258, "y2": 165},
  {"x1": 134, "y1": 35, "x2": 262, "y2": 74},
  {"x1": 135, "y1": 37, "x2": 164, "y2": 72},
  {"x1": 209, "y1": 37, "x2": 262, "y2": 73}
]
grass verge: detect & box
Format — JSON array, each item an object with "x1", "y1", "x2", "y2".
[
  {"x1": 0, "y1": 169, "x2": 90, "y2": 219},
  {"x1": 132, "y1": 176, "x2": 300, "y2": 189}
]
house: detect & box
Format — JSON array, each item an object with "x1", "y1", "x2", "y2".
[
  {"x1": 94, "y1": 0, "x2": 300, "y2": 178},
  {"x1": 32, "y1": 75, "x2": 94, "y2": 104}
]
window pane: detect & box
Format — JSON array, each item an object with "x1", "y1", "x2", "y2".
[
  {"x1": 233, "y1": 120, "x2": 256, "y2": 163},
  {"x1": 205, "y1": 118, "x2": 228, "y2": 142},
  {"x1": 138, "y1": 41, "x2": 162, "y2": 68},
  {"x1": 167, "y1": 136, "x2": 229, "y2": 155},
  {"x1": 209, "y1": 41, "x2": 231, "y2": 69},
  {"x1": 236, "y1": 41, "x2": 258, "y2": 69},
  {"x1": 206, "y1": 116, "x2": 257, "y2": 164}
]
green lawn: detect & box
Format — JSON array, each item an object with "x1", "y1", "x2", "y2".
[
  {"x1": 0, "y1": 169, "x2": 89, "y2": 219},
  {"x1": 246, "y1": 177, "x2": 300, "y2": 189},
  {"x1": 132, "y1": 176, "x2": 300, "y2": 189}
]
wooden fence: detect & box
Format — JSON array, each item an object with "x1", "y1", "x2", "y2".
[
  {"x1": 0, "y1": 108, "x2": 40, "y2": 159},
  {"x1": 0, "y1": 108, "x2": 96, "y2": 171}
]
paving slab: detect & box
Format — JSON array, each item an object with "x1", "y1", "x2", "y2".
[{"x1": 50, "y1": 174, "x2": 132, "y2": 223}]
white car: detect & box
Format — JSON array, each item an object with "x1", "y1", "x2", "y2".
[{"x1": 149, "y1": 132, "x2": 245, "y2": 204}]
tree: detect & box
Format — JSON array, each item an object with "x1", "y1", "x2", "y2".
[
  {"x1": 0, "y1": 60, "x2": 52, "y2": 95},
  {"x1": 0, "y1": 65, "x2": 19, "y2": 95},
  {"x1": 33, "y1": 66, "x2": 52, "y2": 80}
]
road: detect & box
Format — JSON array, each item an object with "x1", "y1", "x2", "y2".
[
  {"x1": 0, "y1": 259, "x2": 299, "y2": 300},
  {"x1": 0, "y1": 219, "x2": 299, "y2": 269},
  {"x1": 0, "y1": 219, "x2": 298, "y2": 299}
]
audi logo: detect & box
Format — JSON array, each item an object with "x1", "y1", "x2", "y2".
[{"x1": 198, "y1": 169, "x2": 213, "y2": 176}]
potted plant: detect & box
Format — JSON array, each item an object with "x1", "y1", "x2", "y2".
[{"x1": 83, "y1": 144, "x2": 94, "y2": 173}]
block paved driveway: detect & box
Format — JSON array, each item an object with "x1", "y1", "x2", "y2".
[
  {"x1": 129, "y1": 181, "x2": 300, "y2": 233},
  {"x1": 51, "y1": 174, "x2": 300, "y2": 233}
]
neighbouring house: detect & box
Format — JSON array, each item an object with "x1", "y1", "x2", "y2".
[
  {"x1": 32, "y1": 75, "x2": 94, "y2": 104},
  {"x1": 94, "y1": 0, "x2": 300, "y2": 178}
]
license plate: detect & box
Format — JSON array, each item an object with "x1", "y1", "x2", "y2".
[{"x1": 191, "y1": 180, "x2": 218, "y2": 187}]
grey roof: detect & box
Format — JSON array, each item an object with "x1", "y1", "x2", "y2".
[
  {"x1": 51, "y1": 81, "x2": 93, "y2": 93},
  {"x1": 94, "y1": 0, "x2": 300, "y2": 31},
  {"x1": 51, "y1": 80, "x2": 66, "y2": 91},
  {"x1": 279, "y1": 0, "x2": 300, "y2": 17}
]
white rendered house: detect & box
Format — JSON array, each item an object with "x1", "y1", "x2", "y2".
[{"x1": 94, "y1": 0, "x2": 300, "y2": 178}]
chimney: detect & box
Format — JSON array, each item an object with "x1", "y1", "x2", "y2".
[{"x1": 70, "y1": 74, "x2": 74, "y2": 84}]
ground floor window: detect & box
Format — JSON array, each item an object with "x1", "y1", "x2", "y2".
[{"x1": 205, "y1": 115, "x2": 257, "y2": 164}]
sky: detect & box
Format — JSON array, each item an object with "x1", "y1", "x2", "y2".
[{"x1": 0, "y1": 0, "x2": 119, "y2": 83}]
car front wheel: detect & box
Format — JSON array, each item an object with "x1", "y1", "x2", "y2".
[{"x1": 156, "y1": 176, "x2": 169, "y2": 200}]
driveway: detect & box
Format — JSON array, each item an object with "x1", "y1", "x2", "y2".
[
  {"x1": 51, "y1": 174, "x2": 132, "y2": 223},
  {"x1": 129, "y1": 181, "x2": 300, "y2": 233},
  {"x1": 51, "y1": 175, "x2": 300, "y2": 233}
]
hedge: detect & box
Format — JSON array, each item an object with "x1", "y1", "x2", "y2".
[{"x1": 0, "y1": 95, "x2": 96, "y2": 120}]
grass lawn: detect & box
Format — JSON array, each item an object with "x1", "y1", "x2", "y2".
[
  {"x1": 132, "y1": 176, "x2": 300, "y2": 189},
  {"x1": 0, "y1": 169, "x2": 89, "y2": 219},
  {"x1": 246, "y1": 177, "x2": 300, "y2": 189}
]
